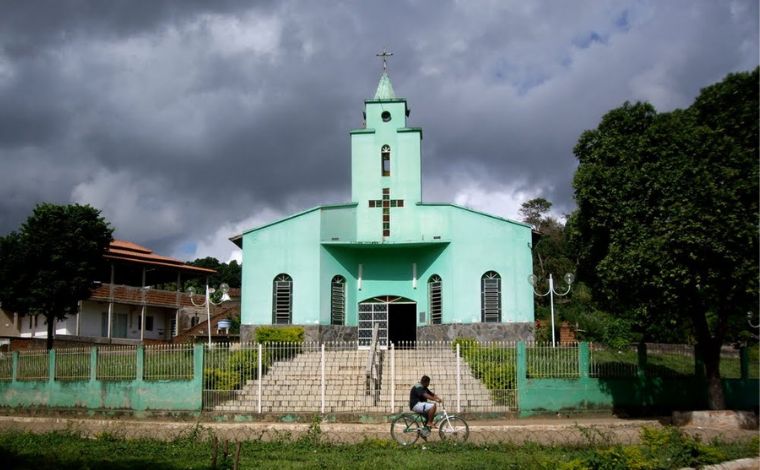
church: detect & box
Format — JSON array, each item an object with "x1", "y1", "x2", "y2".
[{"x1": 232, "y1": 63, "x2": 534, "y2": 346}]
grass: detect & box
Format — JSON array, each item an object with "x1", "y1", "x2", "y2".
[{"x1": 0, "y1": 427, "x2": 756, "y2": 470}]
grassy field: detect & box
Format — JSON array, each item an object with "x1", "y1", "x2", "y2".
[{"x1": 0, "y1": 427, "x2": 756, "y2": 470}]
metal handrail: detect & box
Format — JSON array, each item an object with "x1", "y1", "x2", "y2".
[{"x1": 365, "y1": 324, "x2": 380, "y2": 403}]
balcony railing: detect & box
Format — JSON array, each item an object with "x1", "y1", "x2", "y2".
[{"x1": 89, "y1": 283, "x2": 198, "y2": 309}]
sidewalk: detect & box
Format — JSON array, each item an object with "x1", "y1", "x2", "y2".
[{"x1": 0, "y1": 414, "x2": 755, "y2": 445}]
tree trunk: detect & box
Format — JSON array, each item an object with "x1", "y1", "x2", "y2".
[
  {"x1": 46, "y1": 316, "x2": 54, "y2": 350},
  {"x1": 699, "y1": 341, "x2": 726, "y2": 410}
]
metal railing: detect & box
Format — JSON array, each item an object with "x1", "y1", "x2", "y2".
[
  {"x1": 16, "y1": 350, "x2": 49, "y2": 381},
  {"x1": 0, "y1": 352, "x2": 13, "y2": 381},
  {"x1": 55, "y1": 347, "x2": 91, "y2": 381},
  {"x1": 144, "y1": 344, "x2": 194, "y2": 381},
  {"x1": 526, "y1": 341, "x2": 579, "y2": 378},
  {"x1": 96, "y1": 345, "x2": 137, "y2": 381},
  {"x1": 204, "y1": 340, "x2": 518, "y2": 414},
  {"x1": 365, "y1": 324, "x2": 381, "y2": 405},
  {"x1": 589, "y1": 343, "x2": 638, "y2": 378},
  {"x1": 645, "y1": 343, "x2": 695, "y2": 377}
]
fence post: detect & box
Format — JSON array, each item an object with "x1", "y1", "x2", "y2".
[
  {"x1": 516, "y1": 341, "x2": 527, "y2": 412},
  {"x1": 257, "y1": 343, "x2": 262, "y2": 414},
  {"x1": 48, "y1": 349, "x2": 56, "y2": 383},
  {"x1": 320, "y1": 343, "x2": 325, "y2": 414},
  {"x1": 579, "y1": 342, "x2": 590, "y2": 379},
  {"x1": 390, "y1": 342, "x2": 395, "y2": 412},
  {"x1": 739, "y1": 347, "x2": 749, "y2": 380},
  {"x1": 136, "y1": 346, "x2": 144, "y2": 381},
  {"x1": 90, "y1": 347, "x2": 98, "y2": 382},
  {"x1": 456, "y1": 343, "x2": 461, "y2": 413},
  {"x1": 11, "y1": 351, "x2": 18, "y2": 383},
  {"x1": 637, "y1": 343, "x2": 647, "y2": 380}
]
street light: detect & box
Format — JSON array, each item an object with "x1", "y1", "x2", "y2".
[
  {"x1": 188, "y1": 282, "x2": 231, "y2": 347},
  {"x1": 529, "y1": 273, "x2": 574, "y2": 347}
]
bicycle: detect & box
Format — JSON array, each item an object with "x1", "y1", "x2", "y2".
[{"x1": 390, "y1": 402, "x2": 469, "y2": 445}]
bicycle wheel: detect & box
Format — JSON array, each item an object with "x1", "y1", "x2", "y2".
[
  {"x1": 391, "y1": 414, "x2": 421, "y2": 446},
  {"x1": 438, "y1": 416, "x2": 469, "y2": 443}
]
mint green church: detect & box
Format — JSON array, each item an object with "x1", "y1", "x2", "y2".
[{"x1": 232, "y1": 70, "x2": 534, "y2": 345}]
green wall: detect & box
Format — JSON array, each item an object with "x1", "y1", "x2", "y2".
[{"x1": 0, "y1": 346, "x2": 203, "y2": 411}]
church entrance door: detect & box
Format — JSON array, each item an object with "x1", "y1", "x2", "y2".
[
  {"x1": 358, "y1": 297, "x2": 416, "y2": 349},
  {"x1": 358, "y1": 303, "x2": 388, "y2": 349},
  {"x1": 387, "y1": 303, "x2": 417, "y2": 347}
]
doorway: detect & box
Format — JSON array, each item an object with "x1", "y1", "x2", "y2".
[{"x1": 388, "y1": 303, "x2": 416, "y2": 346}]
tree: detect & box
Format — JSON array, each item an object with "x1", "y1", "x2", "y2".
[
  {"x1": 0, "y1": 203, "x2": 113, "y2": 349},
  {"x1": 569, "y1": 68, "x2": 758, "y2": 409},
  {"x1": 186, "y1": 257, "x2": 242, "y2": 290},
  {"x1": 519, "y1": 197, "x2": 553, "y2": 231}
]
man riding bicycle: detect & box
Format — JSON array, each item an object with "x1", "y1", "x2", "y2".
[{"x1": 409, "y1": 375, "x2": 442, "y2": 437}]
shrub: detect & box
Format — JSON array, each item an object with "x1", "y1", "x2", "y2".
[{"x1": 255, "y1": 326, "x2": 304, "y2": 343}]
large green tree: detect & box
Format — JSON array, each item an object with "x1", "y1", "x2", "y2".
[
  {"x1": 0, "y1": 204, "x2": 113, "y2": 349},
  {"x1": 569, "y1": 68, "x2": 758, "y2": 408}
]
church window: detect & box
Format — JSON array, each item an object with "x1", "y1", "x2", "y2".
[
  {"x1": 330, "y1": 275, "x2": 346, "y2": 325},
  {"x1": 272, "y1": 274, "x2": 293, "y2": 324},
  {"x1": 481, "y1": 271, "x2": 501, "y2": 323},
  {"x1": 382, "y1": 146, "x2": 391, "y2": 176},
  {"x1": 428, "y1": 275, "x2": 443, "y2": 324}
]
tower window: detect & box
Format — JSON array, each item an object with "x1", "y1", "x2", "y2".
[
  {"x1": 381, "y1": 111, "x2": 391, "y2": 122},
  {"x1": 381, "y1": 145, "x2": 390, "y2": 176},
  {"x1": 272, "y1": 273, "x2": 293, "y2": 324},
  {"x1": 481, "y1": 271, "x2": 501, "y2": 323}
]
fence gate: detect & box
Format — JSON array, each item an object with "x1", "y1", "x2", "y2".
[{"x1": 358, "y1": 303, "x2": 388, "y2": 349}]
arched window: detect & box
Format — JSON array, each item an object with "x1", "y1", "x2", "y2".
[
  {"x1": 331, "y1": 275, "x2": 346, "y2": 325},
  {"x1": 381, "y1": 145, "x2": 391, "y2": 176},
  {"x1": 481, "y1": 271, "x2": 501, "y2": 323},
  {"x1": 428, "y1": 275, "x2": 442, "y2": 324},
  {"x1": 272, "y1": 274, "x2": 293, "y2": 324}
]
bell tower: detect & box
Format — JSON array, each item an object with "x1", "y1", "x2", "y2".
[{"x1": 350, "y1": 51, "x2": 423, "y2": 241}]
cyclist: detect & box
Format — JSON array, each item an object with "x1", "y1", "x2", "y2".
[{"x1": 409, "y1": 375, "x2": 442, "y2": 437}]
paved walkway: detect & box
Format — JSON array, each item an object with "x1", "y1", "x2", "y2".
[{"x1": 0, "y1": 415, "x2": 755, "y2": 445}]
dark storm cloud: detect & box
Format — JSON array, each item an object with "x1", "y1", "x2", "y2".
[{"x1": 0, "y1": 1, "x2": 757, "y2": 261}]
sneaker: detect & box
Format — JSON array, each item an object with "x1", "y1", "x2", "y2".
[{"x1": 420, "y1": 426, "x2": 431, "y2": 438}]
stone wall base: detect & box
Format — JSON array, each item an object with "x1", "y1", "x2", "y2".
[
  {"x1": 417, "y1": 322, "x2": 534, "y2": 342},
  {"x1": 241, "y1": 323, "x2": 532, "y2": 343}
]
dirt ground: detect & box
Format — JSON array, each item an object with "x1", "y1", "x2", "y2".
[{"x1": 0, "y1": 414, "x2": 756, "y2": 445}]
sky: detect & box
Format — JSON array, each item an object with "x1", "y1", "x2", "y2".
[{"x1": 0, "y1": 1, "x2": 757, "y2": 264}]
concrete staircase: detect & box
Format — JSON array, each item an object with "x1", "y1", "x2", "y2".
[{"x1": 213, "y1": 346, "x2": 506, "y2": 414}]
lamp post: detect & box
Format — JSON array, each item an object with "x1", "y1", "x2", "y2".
[
  {"x1": 529, "y1": 273, "x2": 574, "y2": 347},
  {"x1": 188, "y1": 282, "x2": 231, "y2": 347}
]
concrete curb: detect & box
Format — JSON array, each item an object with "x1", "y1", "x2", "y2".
[{"x1": 680, "y1": 457, "x2": 760, "y2": 470}]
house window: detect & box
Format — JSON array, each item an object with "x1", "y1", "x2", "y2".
[
  {"x1": 428, "y1": 275, "x2": 442, "y2": 324},
  {"x1": 481, "y1": 271, "x2": 501, "y2": 323},
  {"x1": 331, "y1": 275, "x2": 346, "y2": 325},
  {"x1": 381, "y1": 145, "x2": 390, "y2": 176},
  {"x1": 272, "y1": 274, "x2": 293, "y2": 324}
]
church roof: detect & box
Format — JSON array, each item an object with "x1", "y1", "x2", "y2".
[{"x1": 373, "y1": 72, "x2": 396, "y2": 100}]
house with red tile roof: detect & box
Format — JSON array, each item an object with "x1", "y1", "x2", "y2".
[{"x1": 17, "y1": 240, "x2": 224, "y2": 343}]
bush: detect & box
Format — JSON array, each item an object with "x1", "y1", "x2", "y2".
[
  {"x1": 204, "y1": 348, "x2": 264, "y2": 391},
  {"x1": 255, "y1": 326, "x2": 304, "y2": 343}
]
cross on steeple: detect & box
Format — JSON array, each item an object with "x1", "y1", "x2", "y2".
[
  {"x1": 376, "y1": 48, "x2": 393, "y2": 72},
  {"x1": 368, "y1": 187, "x2": 404, "y2": 237}
]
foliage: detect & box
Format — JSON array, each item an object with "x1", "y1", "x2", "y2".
[
  {"x1": 520, "y1": 198, "x2": 576, "y2": 304},
  {"x1": 185, "y1": 257, "x2": 242, "y2": 289},
  {"x1": 204, "y1": 348, "x2": 264, "y2": 391},
  {"x1": 569, "y1": 68, "x2": 759, "y2": 408},
  {"x1": 0, "y1": 428, "x2": 756, "y2": 470},
  {"x1": 255, "y1": 326, "x2": 304, "y2": 343},
  {"x1": 0, "y1": 203, "x2": 113, "y2": 350},
  {"x1": 452, "y1": 338, "x2": 516, "y2": 403}
]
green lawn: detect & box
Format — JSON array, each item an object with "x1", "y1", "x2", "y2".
[{"x1": 0, "y1": 428, "x2": 756, "y2": 470}]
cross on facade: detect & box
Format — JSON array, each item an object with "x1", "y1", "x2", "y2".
[
  {"x1": 368, "y1": 187, "x2": 404, "y2": 237},
  {"x1": 376, "y1": 48, "x2": 393, "y2": 72}
]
